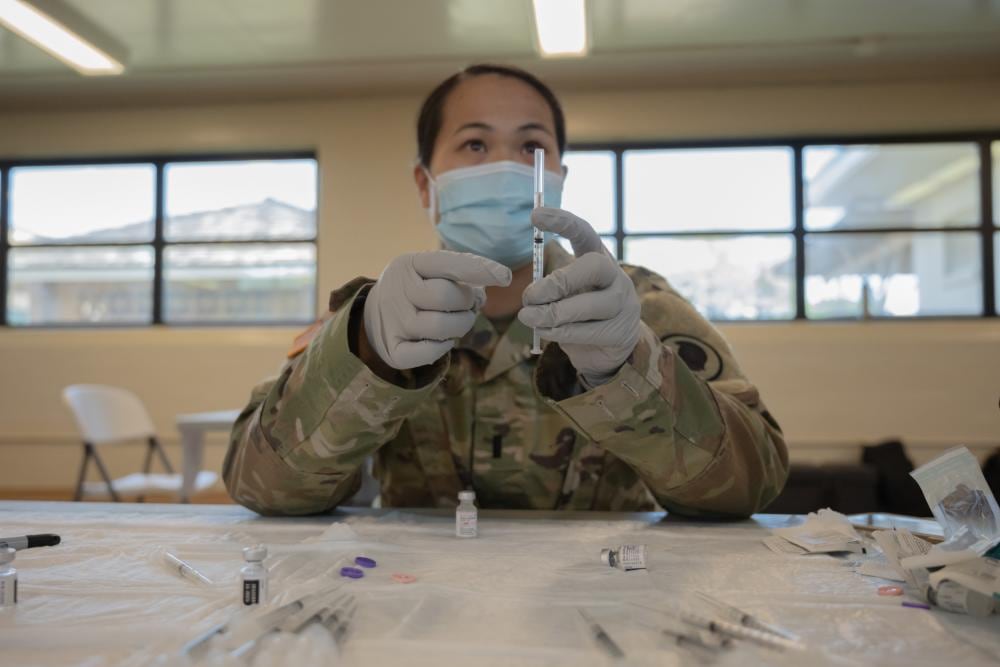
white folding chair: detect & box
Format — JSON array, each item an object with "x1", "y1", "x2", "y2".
[{"x1": 62, "y1": 384, "x2": 216, "y2": 502}]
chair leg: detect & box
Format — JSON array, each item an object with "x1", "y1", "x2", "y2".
[
  {"x1": 150, "y1": 437, "x2": 175, "y2": 474},
  {"x1": 141, "y1": 439, "x2": 155, "y2": 474},
  {"x1": 90, "y1": 448, "x2": 122, "y2": 503},
  {"x1": 136, "y1": 439, "x2": 157, "y2": 503},
  {"x1": 73, "y1": 444, "x2": 92, "y2": 502}
]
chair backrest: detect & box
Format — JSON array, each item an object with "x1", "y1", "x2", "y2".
[{"x1": 62, "y1": 384, "x2": 157, "y2": 445}]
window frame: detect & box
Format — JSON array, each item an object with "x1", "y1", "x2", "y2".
[
  {"x1": 569, "y1": 131, "x2": 998, "y2": 321},
  {"x1": 0, "y1": 151, "x2": 318, "y2": 328}
]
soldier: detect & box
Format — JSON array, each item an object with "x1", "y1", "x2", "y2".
[{"x1": 223, "y1": 64, "x2": 789, "y2": 517}]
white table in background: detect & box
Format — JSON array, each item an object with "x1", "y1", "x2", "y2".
[{"x1": 175, "y1": 408, "x2": 241, "y2": 502}]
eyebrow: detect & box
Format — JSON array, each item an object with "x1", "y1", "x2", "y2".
[
  {"x1": 453, "y1": 121, "x2": 554, "y2": 138},
  {"x1": 454, "y1": 122, "x2": 494, "y2": 135},
  {"x1": 517, "y1": 122, "x2": 554, "y2": 137}
]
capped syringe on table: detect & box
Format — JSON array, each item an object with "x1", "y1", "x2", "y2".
[{"x1": 531, "y1": 147, "x2": 545, "y2": 355}]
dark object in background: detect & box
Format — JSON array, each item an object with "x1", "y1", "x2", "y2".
[
  {"x1": 765, "y1": 463, "x2": 879, "y2": 515},
  {"x1": 983, "y1": 448, "x2": 1000, "y2": 501},
  {"x1": 861, "y1": 439, "x2": 931, "y2": 517},
  {"x1": 765, "y1": 441, "x2": 997, "y2": 517}
]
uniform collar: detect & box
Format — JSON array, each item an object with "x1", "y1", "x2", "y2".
[{"x1": 456, "y1": 242, "x2": 575, "y2": 381}]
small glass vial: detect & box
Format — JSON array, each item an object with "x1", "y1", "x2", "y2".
[
  {"x1": 600, "y1": 544, "x2": 647, "y2": 571},
  {"x1": 240, "y1": 545, "x2": 268, "y2": 606},
  {"x1": 0, "y1": 547, "x2": 16, "y2": 608},
  {"x1": 456, "y1": 490, "x2": 478, "y2": 538},
  {"x1": 926, "y1": 581, "x2": 995, "y2": 617}
]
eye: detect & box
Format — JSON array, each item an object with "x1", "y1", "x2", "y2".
[
  {"x1": 522, "y1": 140, "x2": 544, "y2": 154},
  {"x1": 462, "y1": 139, "x2": 487, "y2": 153}
]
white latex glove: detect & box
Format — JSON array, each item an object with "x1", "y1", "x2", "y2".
[
  {"x1": 518, "y1": 207, "x2": 641, "y2": 387},
  {"x1": 364, "y1": 250, "x2": 512, "y2": 370}
]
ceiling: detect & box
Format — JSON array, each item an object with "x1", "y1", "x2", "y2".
[{"x1": 1, "y1": 0, "x2": 1000, "y2": 110}]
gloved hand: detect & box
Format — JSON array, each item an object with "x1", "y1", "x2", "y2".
[
  {"x1": 518, "y1": 208, "x2": 641, "y2": 387},
  {"x1": 364, "y1": 250, "x2": 512, "y2": 370}
]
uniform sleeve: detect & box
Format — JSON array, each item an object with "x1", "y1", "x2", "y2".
[
  {"x1": 534, "y1": 265, "x2": 789, "y2": 518},
  {"x1": 223, "y1": 287, "x2": 448, "y2": 516}
]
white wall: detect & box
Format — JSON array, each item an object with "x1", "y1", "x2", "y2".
[{"x1": 1, "y1": 78, "x2": 999, "y2": 490}]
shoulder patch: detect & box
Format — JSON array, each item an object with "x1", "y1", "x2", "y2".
[{"x1": 661, "y1": 334, "x2": 723, "y2": 381}]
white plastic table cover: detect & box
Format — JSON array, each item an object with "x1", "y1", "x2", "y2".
[{"x1": 1, "y1": 501, "x2": 998, "y2": 667}]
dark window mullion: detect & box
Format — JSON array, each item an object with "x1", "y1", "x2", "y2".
[
  {"x1": 5, "y1": 151, "x2": 315, "y2": 169},
  {"x1": 156, "y1": 236, "x2": 318, "y2": 246},
  {"x1": 614, "y1": 148, "x2": 624, "y2": 261},
  {"x1": 980, "y1": 141, "x2": 996, "y2": 316},
  {"x1": 0, "y1": 165, "x2": 8, "y2": 326},
  {"x1": 793, "y1": 145, "x2": 806, "y2": 319},
  {"x1": 153, "y1": 162, "x2": 165, "y2": 325},
  {"x1": 3, "y1": 240, "x2": 157, "y2": 249}
]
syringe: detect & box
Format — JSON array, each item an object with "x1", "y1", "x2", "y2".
[
  {"x1": 160, "y1": 550, "x2": 213, "y2": 586},
  {"x1": 531, "y1": 147, "x2": 545, "y2": 355}
]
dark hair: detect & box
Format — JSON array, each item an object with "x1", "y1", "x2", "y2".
[{"x1": 416, "y1": 64, "x2": 566, "y2": 167}]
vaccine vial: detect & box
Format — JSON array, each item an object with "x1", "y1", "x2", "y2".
[
  {"x1": 456, "y1": 490, "x2": 478, "y2": 538},
  {"x1": 240, "y1": 545, "x2": 268, "y2": 606},
  {"x1": 926, "y1": 581, "x2": 995, "y2": 617},
  {"x1": 600, "y1": 544, "x2": 648, "y2": 571},
  {"x1": 0, "y1": 547, "x2": 16, "y2": 608}
]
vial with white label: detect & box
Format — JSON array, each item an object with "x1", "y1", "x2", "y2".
[
  {"x1": 600, "y1": 544, "x2": 647, "y2": 571},
  {"x1": 926, "y1": 581, "x2": 995, "y2": 617},
  {"x1": 456, "y1": 490, "x2": 478, "y2": 538},
  {"x1": 0, "y1": 547, "x2": 16, "y2": 608},
  {"x1": 240, "y1": 545, "x2": 268, "y2": 606}
]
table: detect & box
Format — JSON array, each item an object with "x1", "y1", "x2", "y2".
[
  {"x1": 175, "y1": 409, "x2": 240, "y2": 502},
  {"x1": 1, "y1": 501, "x2": 997, "y2": 666}
]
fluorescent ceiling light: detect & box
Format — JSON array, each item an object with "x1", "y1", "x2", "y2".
[
  {"x1": 532, "y1": 0, "x2": 588, "y2": 57},
  {"x1": 0, "y1": 0, "x2": 124, "y2": 75}
]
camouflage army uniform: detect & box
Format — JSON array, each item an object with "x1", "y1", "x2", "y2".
[{"x1": 223, "y1": 243, "x2": 789, "y2": 517}]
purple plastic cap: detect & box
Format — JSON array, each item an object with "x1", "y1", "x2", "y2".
[
  {"x1": 355, "y1": 556, "x2": 376, "y2": 569},
  {"x1": 340, "y1": 566, "x2": 364, "y2": 579}
]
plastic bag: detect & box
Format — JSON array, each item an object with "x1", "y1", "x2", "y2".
[{"x1": 910, "y1": 447, "x2": 1000, "y2": 553}]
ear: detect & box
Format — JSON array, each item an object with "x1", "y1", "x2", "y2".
[
  {"x1": 413, "y1": 163, "x2": 431, "y2": 210},
  {"x1": 561, "y1": 163, "x2": 568, "y2": 180}
]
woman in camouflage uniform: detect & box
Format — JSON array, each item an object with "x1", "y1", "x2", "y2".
[{"x1": 223, "y1": 64, "x2": 789, "y2": 517}]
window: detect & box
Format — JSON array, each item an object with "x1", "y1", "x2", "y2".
[
  {"x1": 7, "y1": 164, "x2": 156, "y2": 325},
  {"x1": 803, "y1": 143, "x2": 982, "y2": 318},
  {"x1": 560, "y1": 151, "x2": 617, "y2": 256},
  {"x1": 1, "y1": 155, "x2": 317, "y2": 326},
  {"x1": 561, "y1": 135, "x2": 999, "y2": 321},
  {"x1": 623, "y1": 148, "x2": 794, "y2": 320}
]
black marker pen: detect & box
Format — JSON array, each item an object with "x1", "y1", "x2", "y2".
[{"x1": 0, "y1": 534, "x2": 61, "y2": 550}]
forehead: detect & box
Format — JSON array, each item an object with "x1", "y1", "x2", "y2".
[{"x1": 439, "y1": 74, "x2": 556, "y2": 133}]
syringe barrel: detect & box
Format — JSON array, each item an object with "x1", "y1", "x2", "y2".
[
  {"x1": 530, "y1": 147, "x2": 545, "y2": 355},
  {"x1": 533, "y1": 148, "x2": 545, "y2": 208}
]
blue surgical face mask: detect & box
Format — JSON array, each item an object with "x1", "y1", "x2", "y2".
[{"x1": 426, "y1": 160, "x2": 563, "y2": 269}]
